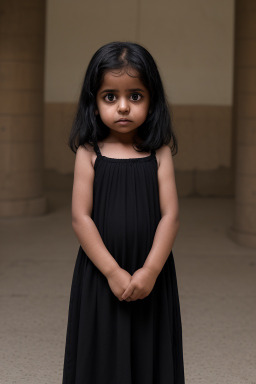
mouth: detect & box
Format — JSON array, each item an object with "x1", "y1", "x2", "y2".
[{"x1": 115, "y1": 119, "x2": 132, "y2": 123}]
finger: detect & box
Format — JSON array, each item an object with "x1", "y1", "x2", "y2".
[
  {"x1": 128, "y1": 293, "x2": 136, "y2": 301},
  {"x1": 123, "y1": 290, "x2": 133, "y2": 300},
  {"x1": 122, "y1": 286, "x2": 135, "y2": 300},
  {"x1": 122, "y1": 283, "x2": 133, "y2": 299},
  {"x1": 127, "y1": 289, "x2": 137, "y2": 301},
  {"x1": 121, "y1": 286, "x2": 130, "y2": 299}
]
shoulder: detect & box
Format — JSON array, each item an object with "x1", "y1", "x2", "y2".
[
  {"x1": 156, "y1": 144, "x2": 172, "y2": 156},
  {"x1": 72, "y1": 144, "x2": 95, "y2": 220},
  {"x1": 75, "y1": 143, "x2": 96, "y2": 169},
  {"x1": 155, "y1": 145, "x2": 173, "y2": 169}
]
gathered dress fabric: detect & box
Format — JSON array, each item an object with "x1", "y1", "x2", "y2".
[{"x1": 62, "y1": 143, "x2": 185, "y2": 384}]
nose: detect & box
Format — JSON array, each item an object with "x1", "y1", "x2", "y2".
[{"x1": 117, "y1": 98, "x2": 130, "y2": 114}]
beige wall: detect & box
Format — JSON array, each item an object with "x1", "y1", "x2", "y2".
[
  {"x1": 44, "y1": 0, "x2": 235, "y2": 196},
  {"x1": 45, "y1": 0, "x2": 234, "y2": 104}
]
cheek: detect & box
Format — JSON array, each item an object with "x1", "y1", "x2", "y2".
[
  {"x1": 97, "y1": 105, "x2": 113, "y2": 121},
  {"x1": 97, "y1": 102, "x2": 107, "y2": 114},
  {"x1": 137, "y1": 105, "x2": 150, "y2": 119}
]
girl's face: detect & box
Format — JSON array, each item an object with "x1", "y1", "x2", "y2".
[{"x1": 96, "y1": 68, "x2": 150, "y2": 138}]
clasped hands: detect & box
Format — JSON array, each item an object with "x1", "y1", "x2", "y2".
[{"x1": 107, "y1": 265, "x2": 158, "y2": 302}]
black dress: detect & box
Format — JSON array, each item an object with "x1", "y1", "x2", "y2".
[{"x1": 62, "y1": 143, "x2": 185, "y2": 384}]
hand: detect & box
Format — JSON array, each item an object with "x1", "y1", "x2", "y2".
[
  {"x1": 121, "y1": 266, "x2": 158, "y2": 301},
  {"x1": 107, "y1": 267, "x2": 132, "y2": 301}
]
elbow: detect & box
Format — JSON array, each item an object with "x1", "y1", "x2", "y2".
[
  {"x1": 71, "y1": 213, "x2": 91, "y2": 228},
  {"x1": 162, "y1": 214, "x2": 180, "y2": 234},
  {"x1": 166, "y1": 214, "x2": 180, "y2": 232},
  {"x1": 172, "y1": 215, "x2": 180, "y2": 229},
  {"x1": 71, "y1": 215, "x2": 82, "y2": 229},
  {"x1": 175, "y1": 214, "x2": 180, "y2": 225},
  {"x1": 71, "y1": 217, "x2": 78, "y2": 229},
  {"x1": 71, "y1": 213, "x2": 79, "y2": 227},
  {"x1": 71, "y1": 217, "x2": 79, "y2": 232},
  {"x1": 171, "y1": 217, "x2": 180, "y2": 237}
]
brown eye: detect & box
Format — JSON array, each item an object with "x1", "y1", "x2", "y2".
[
  {"x1": 130, "y1": 93, "x2": 142, "y2": 101},
  {"x1": 105, "y1": 93, "x2": 116, "y2": 102}
]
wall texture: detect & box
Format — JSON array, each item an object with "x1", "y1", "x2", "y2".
[{"x1": 44, "y1": 0, "x2": 235, "y2": 196}]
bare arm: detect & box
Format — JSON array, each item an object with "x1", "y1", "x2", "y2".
[
  {"x1": 71, "y1": 145, "x2": 120, "y2": 279},
  {"x1": 121, "y1": 145, "x2": 180, "y2": 301},
  {"x1": 143, "y1": 145, "x2": 180, "y2": 277}
]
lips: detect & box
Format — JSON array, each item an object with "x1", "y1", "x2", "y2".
[{"x1": 116, "y1": 119, "x2": 132, "y2": 122}]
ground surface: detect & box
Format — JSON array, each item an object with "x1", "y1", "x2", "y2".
[{"x1": 0, "y1": 192, "x2": 255, "y2": 383}]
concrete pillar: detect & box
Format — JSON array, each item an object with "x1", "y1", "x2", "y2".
[
  {"x1": 229, "y1": 0, "x2": 256, "y2": 248},
  {"x1": 0, "y1": 0, "x2": 47, "y2": 217}
]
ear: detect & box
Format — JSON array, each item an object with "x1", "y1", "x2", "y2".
[{"x1": 95, "y1": 109, "x2": 99, "y2": 115}]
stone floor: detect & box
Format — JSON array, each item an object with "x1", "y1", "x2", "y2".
[{"x1": 0, "y1": 191, "x2": 255, "y2": 384}]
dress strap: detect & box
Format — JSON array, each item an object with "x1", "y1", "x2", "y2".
[
  {"x1": 93, "y1": 142, "x2": 102, "y2": 157},
  {"x1": 151, "y1": 148, "x2": 156, "y2": 156}
]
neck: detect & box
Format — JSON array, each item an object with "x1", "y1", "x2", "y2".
[{"x1": 107, "y1": 130, "x2": 140, "y2": 145}]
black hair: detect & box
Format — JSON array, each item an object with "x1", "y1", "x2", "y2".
[{"x1": 68, "y1": 41, "x2": 178, "y2": 155}]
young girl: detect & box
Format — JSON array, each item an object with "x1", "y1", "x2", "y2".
[{"x1": 62, "y1": 41, "x2": 185, "y2": 384}]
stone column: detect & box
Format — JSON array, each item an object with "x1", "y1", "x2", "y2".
[
  {"x1": 0, "y1": 0, "x2": 47, "y2": 217},
  {"x1": 229, "y1": 0, "x2": 256, "y2": 247}
]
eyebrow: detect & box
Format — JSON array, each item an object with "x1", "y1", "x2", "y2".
[{"x1": 100, "y1": 88, "x2": 145, "y2": 94}]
